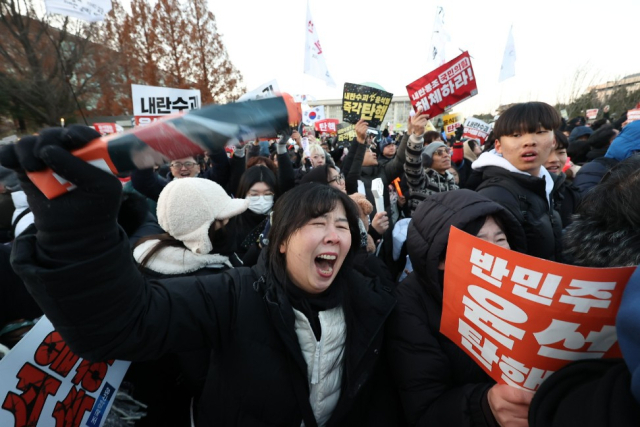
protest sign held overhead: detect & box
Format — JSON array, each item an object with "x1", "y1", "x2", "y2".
[
  {"x1": 92, "y1": 123, "x2": 124, "y2": 136},
  {"x1": 315, "y1": 119, "x2": 339, "y2": 134},
  {"x1": 440, "y1": 227, "x2": 635, "y2": 392},
  {"x1": 443, "y1": 112, "x2": 463, "y2": 137},
  {"x1": 627, "y1": 109, "x2": 640, "y2": 123},
  {"x1": 132, "y1": 84, "x2": 201, "y2": 127},
  {"x1": 336, "y1": 123, "x2": 357, "y2": 144},
  {"x1": 0, "y1": 317, "x2": 130, "y2": 427},
  {"x1": 462, "y1": 117, "x2": 492, "y2": 143},
  {"x1": 586, "y1": 109, "x2": 599, "y2": 120},
  {"x1": 406, "y1": 51, "x2": 478, "y2": 117},
  {"x1": 342, "y1": 83, "x2": 393, "y2": 128}
]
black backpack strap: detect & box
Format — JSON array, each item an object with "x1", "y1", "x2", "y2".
[{"x1": 477, "y1": 178, "x2": 530, "y2": 223}]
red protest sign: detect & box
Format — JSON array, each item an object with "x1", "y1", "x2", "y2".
[
  {"x1": 462, "y1": 117, "x2": 492, "y2": 144},
  {"x1": 440, "y1": 227, "x2": 635, "y2": 392},
  {"x1": 586, "y1": 109, "x2": 599, "y2": 120},
  {"x1": 314, "y1": 119, "x2": 339, "y2": 134},
  {"x1": 92, "y1": 123, "x2": 118, "y2": 135},
  {"x1": 406, "y1": 51, "x2": 478, "y2": 117}
]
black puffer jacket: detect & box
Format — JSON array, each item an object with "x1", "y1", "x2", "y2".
[
  {"x1": 386, "y1": 190, "x2": 526, "y2": 427},
  {"x1": 475, "y1": 166, "x2": 563, "y2": 261},
  {"x1": 12, "y1": 229, "x2": 399, "y2": 427}
]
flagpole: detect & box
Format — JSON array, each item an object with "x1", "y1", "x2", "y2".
[{"x1": 42, "y1": 17, "x2": 89, "y2": 126}]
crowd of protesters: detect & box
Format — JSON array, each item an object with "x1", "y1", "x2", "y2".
[{"x1": 1, "y1": 100, "x2": 640, "y2": 426}]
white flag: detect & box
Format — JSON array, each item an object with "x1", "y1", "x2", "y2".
[
  {"x1": 302, "y1": 106, "x2": 326, "y2": 126},
  {"x1": 499, "y1": 26, "x2": 516, "y2": 82},
  {"x1": 304, "y1": 1, "x2": 336, "y2": 87},
  {"x1": 428, "y1": 6, "x2": 450, "y2": 68},
  {"x1": 237, "y1": 79, "x2": 281, "y2": 102},
  {"x1": 44, "y1": 0, "x2": 112, "y2": 22}
]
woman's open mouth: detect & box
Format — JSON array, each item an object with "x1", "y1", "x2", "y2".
[{"x1": 315, "y1": 253, "x2": 337, "y2": 277}]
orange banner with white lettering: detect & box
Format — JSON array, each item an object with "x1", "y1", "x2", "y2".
[{"x1": 440, "y1": 227, "x2": 635, "y2": 392}]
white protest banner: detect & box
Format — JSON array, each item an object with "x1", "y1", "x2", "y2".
[
  {"x1": 304, "y1": 0, "x2": 336, "y2": 87},
  {"x1": 132, "y1": 84, "x2": 201, "y2": 126},
  {"x1": 428, "y1": 6, "x2": 450, "y2": 68},
  {"x1": 586, "y1": 109, "x2": 599, "y2": 120},
  {"x1": 0, "y1": 317, "x2": 130, "y2": 427},
  {"x1": 237, "y1": 79, "x2": 281, "y2": 102},
  {"x1": 498, "y1": 25, "x2": 516, "y2": 83},
  {"x1": 462, "y1": 117, "x2": 492, "y2": 143},
  {"x1": 44, "y1": 0, "x2": 112, "y2": 22},
  {"x1": 627, "y1": 109, "x2": 640, "y2": 123},
  {"x1": 441, "y1": 227, "x2": 635, "y2": 392}
]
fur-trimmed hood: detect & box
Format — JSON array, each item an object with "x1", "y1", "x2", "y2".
[{"x1": 133, "y1": 239, "x2": 232, "y2": 275}]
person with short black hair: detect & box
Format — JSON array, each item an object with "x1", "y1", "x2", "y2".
[{"x1": 471, "y1": 101, "x2": 563, "y2": 261}]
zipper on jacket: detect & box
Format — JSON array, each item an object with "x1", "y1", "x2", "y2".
[{"x1": 311, "y1": 343, "x2": 321, "y2": 385}]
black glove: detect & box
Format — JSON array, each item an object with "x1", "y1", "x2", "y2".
[
  {"x1": 276, "y1": 129, "x2": 292, "y2": 155},
  {"x1": 0, "y1": 126, "x2": 123, "y2": 266}
]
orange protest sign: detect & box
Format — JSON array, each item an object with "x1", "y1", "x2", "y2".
[{"x1": 440, "y1": 227, "x2": 635, "y2": 392}]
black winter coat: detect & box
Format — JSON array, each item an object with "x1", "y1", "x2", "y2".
[
  {"x1": 572, "y1": 157, "x2": 619, "y2": 195},
  {"x1": 475, "y1": 166, "x2": 563, "y2": 261},
  {"x1": 386, "y1": 190, "x2": 527, "y2": 427},
  {"x1": 12, "y1": 229, "x2": 399, "y2": 427}
]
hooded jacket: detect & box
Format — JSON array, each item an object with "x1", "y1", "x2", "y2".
[
  {"x1": 386, "y1": 190, "x2": 526, "y2": 427},
  {"x1": 471, "y1": 151, "x2": 563, "y2": 261}
]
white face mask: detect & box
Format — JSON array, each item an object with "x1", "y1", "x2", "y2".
[{"x1": 247, "y1": 195, "x2": 274, "y2": 214}]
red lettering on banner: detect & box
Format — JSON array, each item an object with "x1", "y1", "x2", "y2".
[
  {"x1": 1, "y1": 363, "x2": 62, "y2": 426},
  {"x1": 34, "y1": 331, "x2": 80, "y2": 377},
  {"x1": 52, "y1": 387, "x2": 96, "y2": 427},
  {"x1": 72, "y1": 360, "x2": 114, "y2": 393}
]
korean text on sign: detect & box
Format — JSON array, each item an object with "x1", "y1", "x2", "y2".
[
  {"x1": 0, "y1": 317, "x2": 130, "y2": 427},
  {"x1": 406, "y1": 51, "x2": 478, "y2": 117},
  {"x1": 336, "y1": 123, "x2": 357, "y2": 143},
  {"x1": 342, "y1": 83, "x2": 393, "y2": 128},
  {"x1": 440, "y1": 227, "x2": 635, "y2": 392}
]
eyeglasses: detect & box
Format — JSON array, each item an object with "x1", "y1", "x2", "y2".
[
  {"x1": 328, "y1": 173, "x2": 345, "y2": 185},
  {"x1": 170, "y1": 161, "x2": 198, "y2": 169},
  {"x1": 434, "y1": 148, "x2": 452, "y2": 156}
]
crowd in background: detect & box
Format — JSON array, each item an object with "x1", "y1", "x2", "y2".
[{"x1": 1, "y1": 101, "x2": 640, "y2": 426}]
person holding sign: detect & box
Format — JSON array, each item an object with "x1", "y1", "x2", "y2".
[
  {"x1": 471, "y1": 102, "x2": 563, "y2": 261},
  {"x1": 1, "y1": 128, "x2": 400, "y2": 426},
  {"x1": 386, "y1": 189, "x2": 529, "y2": 427},
  {"x1": 404, "y1": 107, "x2": 459, "y2": 215}
]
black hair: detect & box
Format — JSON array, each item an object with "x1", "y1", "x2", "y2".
[
  {"x1": 493, "y1": 102, "x2": 561, "y2": 140},
  {"x1": 267, "y1": 183, "x2": 361, "y2": 285},
  {"x1": 563, "y1": 154, "x2": 640, "y2": 267},
  {"x1": 466, "y1": 139, "x2": 478, "y2": 152},
  {"x1": 587, "y1": 124, "x2": 617, "y2": 149},
  {"x1": 553, "y1": 130, "x2": 569, "y2": 151},
  {"x1": 423, "y1": 131, "x2": 444, "y2": 145},
  {"x1": 236, "y1": 165, "x2": 277, "y2": 198}
]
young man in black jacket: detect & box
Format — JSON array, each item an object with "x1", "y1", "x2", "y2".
[{"x1": 470, "y1": 102, "x2": 563, "y2": 261}]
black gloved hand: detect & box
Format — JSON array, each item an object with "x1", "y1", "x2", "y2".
[{"x1": 0, "y1": 126, "x2": 123, "y2": 265}]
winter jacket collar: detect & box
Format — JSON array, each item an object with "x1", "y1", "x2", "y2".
[
  {"x1": 133, "y1": 239, "x2": 232, "y2": 274},
  {"x1": 473, "y1": 150, "x2": 554, "y2": 205}
]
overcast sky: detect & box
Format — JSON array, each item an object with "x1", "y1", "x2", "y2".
[{"x1": 210, "y1": 0, "x2": 640, "y2": 116}]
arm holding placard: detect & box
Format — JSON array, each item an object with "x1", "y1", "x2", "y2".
[
  {"x1": 386, "y1": 275, "x2": 500, "y2": 427},
  {"x1": 343, "y1": 120, "x2": 368, "y2": 195},
  {"x1": 2, "y1": 130, "x2": 250, "y2": 361}
]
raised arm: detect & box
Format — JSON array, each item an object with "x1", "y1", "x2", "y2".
[{"x1": 1, "y1": 128, "x2": 238, "y2": 362}]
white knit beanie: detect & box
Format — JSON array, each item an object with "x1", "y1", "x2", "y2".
[{"x1": 157, "y1": 178, "x2": 249, "y2": 254}]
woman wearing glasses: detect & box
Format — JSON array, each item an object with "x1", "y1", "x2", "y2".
[
  {"x1": 404, "y1": 109, "x2": 459, "y2": 216},
  {"x1": 130, "y1": 153, "x2": 230, "y2": 202}
]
